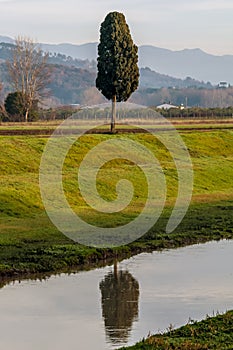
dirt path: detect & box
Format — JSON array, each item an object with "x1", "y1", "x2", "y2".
[{"x1": 1, "y1": 122, "x2": 233, "y2": 136}]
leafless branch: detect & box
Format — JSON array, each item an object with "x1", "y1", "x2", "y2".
[{"x1": 7, "y1": 36, "x2": 51, "y2": 121}]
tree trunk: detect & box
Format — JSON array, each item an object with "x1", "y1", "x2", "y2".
[
  {"x1": 111, "y1": 95, "x2": 116, "y2": 133},
  {"x1": 25, "y1": 108, "x2": 29, "y2": 123},
  {"x1": 114, "y1": 259, "x2": 118, "y2": 280}
]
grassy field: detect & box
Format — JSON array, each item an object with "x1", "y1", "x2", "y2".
[
  {"x1": 0, "y1": 124, "x2": 233, "y2": 277},
  {"x1": 119, "y1": 311, "x2": 233, "y2": 350}
]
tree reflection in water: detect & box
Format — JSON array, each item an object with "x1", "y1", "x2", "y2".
[{"x1": 99, "y1": 261, "x2": 139, "y2": 345}]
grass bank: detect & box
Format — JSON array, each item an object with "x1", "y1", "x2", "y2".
[
  {"x1": 0, "y1": 202, "x2": 232, "y2": 278},
  {"x1": 119, "y1": 310, "x2": 233, "y2": 350},
  {"x1": 0, "y1": 128, "x2": 233, "y2": 277}
]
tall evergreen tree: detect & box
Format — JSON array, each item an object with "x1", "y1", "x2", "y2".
[{"x1": 96, "y1": 12, "x2": 139, "y2": 132}]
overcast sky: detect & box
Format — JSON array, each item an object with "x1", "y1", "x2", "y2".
[{"x1": 1, "y1": 0, "x2": 233, "y2": 55}]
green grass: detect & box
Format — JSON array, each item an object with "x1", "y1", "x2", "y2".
[
  {"x1": 0, "y1": 129, "x2": 233, "y2": 276},
  {"x1": 119, "y1": 311, "x2": 233, "y2": 350},
  {"x1": 0, "y1": 131, "x2": 232, "y2": 227},
  {"x1": 0, "y1": 202, "x2": 232, "y2": 277}
]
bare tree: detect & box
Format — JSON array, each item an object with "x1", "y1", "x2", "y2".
[
  {"x1": 0, "y1": 83, "x2": 6, "y2": 120},
  {"x1": 7, "y1": 36, "x2": 51, "y2": 122}
]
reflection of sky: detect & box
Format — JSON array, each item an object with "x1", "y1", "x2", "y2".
[
  {"x1": 0, "y1": 271, "x2": 108, "y2": 350},
  {"x1": 123, "y1": 240, "x2": 233, "y2": 343},
  {"x1": 0, "y1": 239, "x2": 232, "y2": 349},
  {"x1": 0, "y1": 0, "x2": 233, "y2": 54}
]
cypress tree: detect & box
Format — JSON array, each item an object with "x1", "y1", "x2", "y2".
[{"x1": 96, "y1": 12, "x2": 139, "y2": 132}]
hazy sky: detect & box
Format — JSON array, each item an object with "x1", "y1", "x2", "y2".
[{"x1": 1, "y1": 0, "x2": 233, "y2": 55}]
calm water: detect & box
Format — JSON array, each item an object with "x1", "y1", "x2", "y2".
[{"x1": 0, "y1": 240, "x2": 232, "y2": 350}]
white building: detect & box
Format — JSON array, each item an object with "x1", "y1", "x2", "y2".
[
  {"x1": 156, "y1": 103, "x2": 179, "y2": 110},
  {"x1": 218, "y1": 82, "x2": 229, "y2": 88}
]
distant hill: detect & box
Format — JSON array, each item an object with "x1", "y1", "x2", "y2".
[
  {"x1": 0, "y1": 42, "x2": 212, "y2": 97},
  {"x1": 0, "y1": 41, "x2": 96, "y2": 71},
  {"x1": 138, "y1": 46, "x2": 233, "y2": 84},
  {"x1": 2, "y1": 35, "x2": 233, "y2": 84},
  {"x1": 0, "y1": 35, "x2": 97, "y2": 60},
  {"x1": 37, "y1": 42, "x2": 233, "y2": 84},
  {"x1": 0, "y1": 60, "x2": 98, "y2": 105},
  {"x1": 139, "y1": 67, "x2": 212, "y2": 89},
  {"x1": 0, "y1": 36, "x2": 13, "y2": 44},
  {"x1": 1, "y1": 36, "x2": 233, "y2": 108},
  {"x1": 48, "y1": 64, "x2": 97, "y2": 104},
  {"x1": 42, "y1": 42, "x2": 98, "y2": 62}
]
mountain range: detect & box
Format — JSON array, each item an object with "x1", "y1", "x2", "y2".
[
  {"x1": 0, "y1": 36, "x2": 232, "y2": 84},
  {"x1": 2, "y1": 36, "x2": 233, "y2": 108},
  {"x1": 0, "y1": 39, "x2": 212, "y2": 104}
]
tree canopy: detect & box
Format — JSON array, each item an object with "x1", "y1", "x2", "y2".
[
  {"x1": 96, "y1": 11, "x2": 139, "y2": 132},
  {"x1": 4, "y1": 91, "x2": 39, "y2": 122},
  {"x1": 96, "y1": 11, "x2": 139, "y2": 101},
  {"x1": 4, "y1": 91, "x2": 25, "y2": 121}
]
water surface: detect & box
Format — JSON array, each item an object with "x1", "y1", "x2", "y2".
[{"x1": 0, "y1": 240, "x2": 232, "y2": 349}]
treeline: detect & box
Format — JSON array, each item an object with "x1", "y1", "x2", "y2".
[
  {"x1": 131, "y1": 86, "x2": 233, "y2": 108},
  {"x1": 0, "y1": 104, "x2": 78, "y2": 122},
  {"x1": 153, "y1": 106, "x2": 233, "y2": 119},
  {"x1": 47, "y1": 52, "x2": 96, "y2": 71},
  {"x1": 2, "y1": 105, "x2": 233, "y2": 122}
]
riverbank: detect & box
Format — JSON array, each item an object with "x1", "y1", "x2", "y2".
[
  {"x1": 119, "y1": 310, "x2": 233, "y2": 350},
  {"x1": 0, "y1": 128, "x2": 233, "y2": 278},
  {"x1": 0, "y1": 201, "x2": 233, "y2": 279}
]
